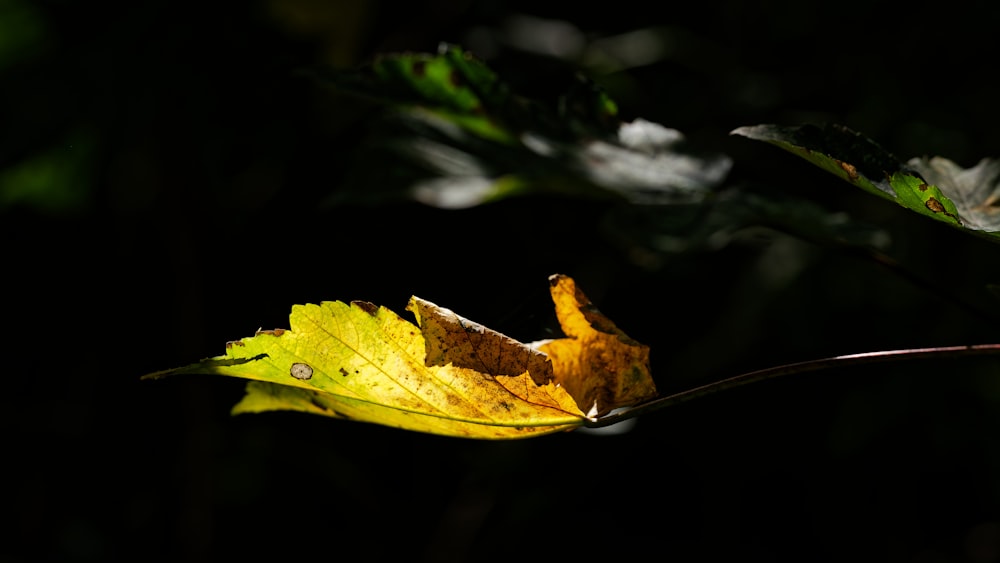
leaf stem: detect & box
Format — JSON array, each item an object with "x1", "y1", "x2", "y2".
[{"x1": 585, "y1": 344, "x2": 1000, "y2": 428}]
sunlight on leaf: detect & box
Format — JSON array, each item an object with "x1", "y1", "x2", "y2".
[
  {"x1": 731, "y1": 123, "x2": 1000, "y2": 240},
  {"x1": 144, "y1": 275, "x2": 658, "y2": 439},
  {"x1": 318, "y1": 43, "x2": 730, "y2": 208},
  {"x1": 907, "y1": 156, "x2": 1000, "y2": 231},
  {"x1": 534, "y1": 274, "x2": 656, "y2": 417}
]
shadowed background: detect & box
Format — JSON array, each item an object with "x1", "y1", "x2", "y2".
[{"x1": 4, "y1": 1, "x2": 1000, "y2": 561}]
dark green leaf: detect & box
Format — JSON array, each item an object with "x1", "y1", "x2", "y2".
[
  {"x1": 731, "y1": 123, "x2": 1000, "y2": 240},
  {"x1": 317, "y1": 44, "x2": 731, "y2": 208},
  {"x1": 908, "y1": 156, "x2": 1000, "y2": 231}
]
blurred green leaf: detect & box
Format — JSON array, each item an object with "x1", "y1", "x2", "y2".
[
  {"x1": 0, "y1": 128, "x2": 95, "y2": 214},
  {"x1": 315, "y1": 43, "x2": 731, "y2": 208},
  {"x1": 0, "y1": 0, "x2": 47, "y2": 70}
]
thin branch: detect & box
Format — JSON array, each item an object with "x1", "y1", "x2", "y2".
[{"x1": 586, "y1": 344, "x2": 1000, "y2": 428}]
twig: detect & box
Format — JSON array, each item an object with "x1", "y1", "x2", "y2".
[{"x1": 586, "y1": 344, "x2": 1000, "y2": 428}]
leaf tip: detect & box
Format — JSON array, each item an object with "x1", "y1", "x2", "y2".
[
  {"x1": 351, "y1": 300, "x2": 379, "y2": 316},
  {"x1": 548, "y1": 272, "x2": 568, "y2": 286}
]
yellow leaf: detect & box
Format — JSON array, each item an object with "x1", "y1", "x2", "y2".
[
  {"x1": 536, "y1": 274, "x2": 657, "y2": 417},
  {"x1": 144, "y1": 275, "x2": 657, "y2": 439}
]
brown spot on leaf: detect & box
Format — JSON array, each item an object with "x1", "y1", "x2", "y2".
[
  {"x1": 225, "y1": 340, "x2": 244, "y2": 349},
  {"x1": 449, "y1": 69, "x2": 462, "y2": 88},
  {"x1": 255, "y1": 329, "x2": 285, "y2": 337},
  {"x1": 837, "y1": 160, "x2": 859, "y2": 182},
  {"x1": 918, "y1": 183, "x2": 929, "y2": 192},
  {"x1": 412, "y1": 60, "x2": 426, "y2": 77},
  {"x1": 352, "y1": 300, "x2": 378, "y2": 316},
  {"x1": 339, "y1": 367, "x2": 349, "y2": 377},
  {"x1": 926, "y1": 197, "x2": 946, "y2": 212},
  {"x1": 925, "y1": 197, "x2": 962, "y2": 224}
]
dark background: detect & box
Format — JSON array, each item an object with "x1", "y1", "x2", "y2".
[{"x1": 5, "y1": 1, "x2": 1000, "y2": 561}]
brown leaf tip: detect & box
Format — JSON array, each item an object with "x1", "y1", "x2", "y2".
[{"x1": 352, "y1": 300, "x2": 378, "y2": 316}]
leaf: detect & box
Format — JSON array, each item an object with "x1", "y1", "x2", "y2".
[
  {"x1": 316, "y1": 43, "x2": 616, "y2": 143},
  {"x1": 730, "y1": 123, "x2": 1000, "y2": 240},
  {"x1": 312, "y1": 43, "x2": 519, "y2": 144},
  {"x1": 319, "y1": 44, "x2": 731, "y2": 208},
  {"x1": 144, "y1": 275, "x2": 658, "y2": 439},
  {"x1": 907, "y1": 156, "x2": 1000, "y2": 231},
  {"x1": 534, "y1": 274, "x2": 657, "y2": 417},
  {"x1": 730, "y1": 123, "x2": 909, "y2": 200}
]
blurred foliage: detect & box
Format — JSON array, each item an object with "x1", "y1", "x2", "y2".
[
  {"x1": 0, "y1": 0, "x2": 48, "y2": 70},
  {"x1": 0, "y1": 126, "x2": 95, "y2": 213},
  {"x1": 312, "y1": 44, "x2": 732, "y2": 209}
]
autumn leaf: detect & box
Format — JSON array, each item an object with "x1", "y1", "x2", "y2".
[
  {"x1": 730, "y1": 123, "x2": 1000, "y2": 240},
  {"x1": 143, "y1": 275, "x2": 657, "y2": 439},
  {"x1": 533, "y1": 274, "x2": 656, "y2": 417}
]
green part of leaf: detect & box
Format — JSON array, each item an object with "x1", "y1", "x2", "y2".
[
  {"x1": 372, "y1": 52, "x2": 483, "y2": 114},
  {"x1": 889, "y1": 172, "x2": 963, "y2": 227},
  {"x1": 907, "y1": 156, "x2": 1000, "y2": 233},
  {"x1": 732, "y1": 123, "x2": 1000, "y2": 241},
  {"x1": 321, "y1": 43, "x2": 515, "y2": 143},
  {"x1": 730, "y1": 123, "x2": 904, "y2": 201},
  {"x1": 558, "y1": 73, "x2": 620, "y2": 137}
]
